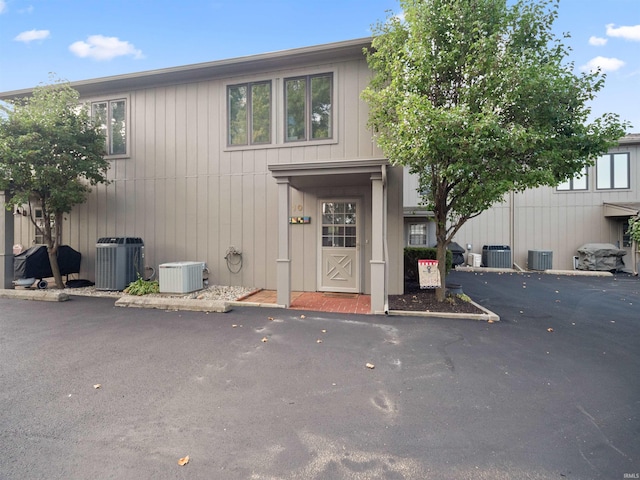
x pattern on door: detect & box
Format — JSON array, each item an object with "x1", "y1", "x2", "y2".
[{"x1": 325, "y1": 254, "x2": 352, "y2": 282}]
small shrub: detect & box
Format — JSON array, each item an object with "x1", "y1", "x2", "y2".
[
  {"x1": 404, "y1": 247, "x2": 452, "y2": 281},
  {"x1": 124, "y1": 276, "x2": 160, "y2": 295}
]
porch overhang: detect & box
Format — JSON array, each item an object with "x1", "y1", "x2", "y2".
[
  {"x1": 403, "y1": 206, "x2": 434, "y2": 218},
  {"x1": 603, "y1": 202, "x2": 640, "y2": 218},
  {"x1": 267, "y1": 159, "x2": 390, "y2": 313},
  {"x1": 268, "y1": 159, "x2": 389, "y2": 188}
]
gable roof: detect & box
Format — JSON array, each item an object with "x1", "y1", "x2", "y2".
[{"x1": 0, "y1": 38, "x2": 372, "y2": 100}]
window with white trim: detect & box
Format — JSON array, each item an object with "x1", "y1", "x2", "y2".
[
  {"x1": 285, "y1": 73, "x2": 332, "y2": 142},
  {"x1": 596, "y1": 153, "x2": 630, "y2": 190},
  {"x1": 408, "y1": 223, "x2": 428, "y2": 246},
  {"x1": 33, "y1": 208, "x2": 60, "y2": 245},
  {"x1": 557, "y1": 166, "x2": 588, "y2": 191},
  {"x1": 92, "y1": 99, "x2": 127, "y2": 156}
]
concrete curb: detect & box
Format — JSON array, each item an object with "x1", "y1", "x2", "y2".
[
  {"x1": 388, "y1": 297, "x2": 499, "y2": 322},
  {"x1": 228, "y1": 300, "x2": 285, "y2": 309},
  {"x1": 115, "y1": 296, "x2": 231, "y2": 313},
  {"x1": 0, "y1": 289, "x2": 69, "y2": 302},
  {"x1": 455, "y1": 266, "x2": 613, "y2": 277}
]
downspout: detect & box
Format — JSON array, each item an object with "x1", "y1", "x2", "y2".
[{"x1": 382, "y1": 165, "x2": 389, "y2": 314}]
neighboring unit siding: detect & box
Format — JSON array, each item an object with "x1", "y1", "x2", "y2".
[
  {"x1": 13, "y1": 52, "x2": 393, "y2": 292},
  {"x1": 454, "y1": 139, "x2": 639, "y2": 270}
]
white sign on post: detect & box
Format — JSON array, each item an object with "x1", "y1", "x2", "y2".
[{"x1": 418, "y1": 259, "x2": 440, "y2": 289}]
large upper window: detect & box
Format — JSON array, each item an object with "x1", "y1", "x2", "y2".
[
  {"x1": 557, "y1": 166, "x2": 588, "y2": 191},
  {"x1": 285, "y1": 74, "x2": 332, "y2": 142},
  {"x1": 227, "y1": 81, "x2": 271, "y2": 146},
  {"x1": 597, "y1": 153, "x2": 630, "y2": 190},
  {"x1": 92, "y1": 99, "x2": 127, "y2": 156}
]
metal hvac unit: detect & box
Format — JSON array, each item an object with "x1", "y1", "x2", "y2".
[
  {"x1": 528, "y1": 250, "x2": 553, "y2": 271},
  {"x1": 159, "y1": 262, "x2": 204, "y2": 294},
  {"x1": 95, "y1": 237, "x2": 144, "y2": 290},
  {"x1": 482, "y1": 245, "x2": 512, "y2": 268}
]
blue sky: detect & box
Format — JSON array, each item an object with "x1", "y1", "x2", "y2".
[{"x1": 0, "y1": 0, "x2": 638, "y2": 131}]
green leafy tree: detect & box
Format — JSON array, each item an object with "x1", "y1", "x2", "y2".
[
  {"x1": 0, "y1": 79, "x2": 110, "y2": 288},
  {"x1": 363, "y1": 0, "x2": 629, "y2": 300},
  {"x1": 628, "y1": 216, "x2": 640, "y2": 244}
]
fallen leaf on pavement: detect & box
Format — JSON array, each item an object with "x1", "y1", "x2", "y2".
[
  {"x1": 366, "y1": 363, "x2": 375, "y2": 369},
  {"x1": 178, "y1": 455, "x2": 189, "y2": 466}
]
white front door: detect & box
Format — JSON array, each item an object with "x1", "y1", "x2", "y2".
[{"x1": 319, "y1": 200, "x2": 360, "y2": 293}]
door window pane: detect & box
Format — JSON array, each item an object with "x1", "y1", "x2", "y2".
[{"x1": 322, "y1": 202, "x2": 357, "y2": 248}]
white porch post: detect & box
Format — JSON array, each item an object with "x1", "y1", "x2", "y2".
[
  {"x1": 370, "y1": 172, "x2": 386, "y2": 313},
  {"x1": 276, "y1": 178, "x2": 291, "y2": 307},
  {"x1": 0, "y1": 191, "x2": 15, "y2": 289}
]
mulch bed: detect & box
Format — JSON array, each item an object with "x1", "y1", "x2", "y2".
[{"x1": 388, "y1": 281, "x2": 484, "y2": 314}]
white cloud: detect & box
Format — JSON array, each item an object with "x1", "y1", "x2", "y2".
[
  {"x1": 588, "y1": 36, "x2": 607, "y2": 46},
  {"x1": 581, "y1": 56, "x2": 625, "y2": 73},
  {"x1": 0, "y1": 0, "x2": 7, "y2": 14},
  {"x1": 606, "y1": 23, "x2": 640, "y2": 41},
  {"x1": 14, "y1": 29, "x2": 50, "y2": 43},
  {"x1": 69, "y1": 35, "x2": 144, "y2": 61}
]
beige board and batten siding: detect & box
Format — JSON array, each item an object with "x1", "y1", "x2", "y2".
[
  {"x1": 453, "y1": 136, "x2": 639, "y2": 270},
  {"x1": 9, "y1": 39, "x2": 404, "y2": 294}
]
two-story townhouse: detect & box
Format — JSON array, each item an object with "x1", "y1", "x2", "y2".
[
  {"x1": 0, "y1": 38, "x2": 405, "y2": 313},
  {"x1": 403, "y1": 134, "x2": 640, "y2": 274}
]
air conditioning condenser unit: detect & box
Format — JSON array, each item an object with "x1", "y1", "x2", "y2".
[{"x1": 159, "y1": 262, "x2": 204, "y2": 293}]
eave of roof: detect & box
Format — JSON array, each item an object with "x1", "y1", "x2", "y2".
[{"x1": 0, "y1": 38, "x2": 372, "y2": 100}]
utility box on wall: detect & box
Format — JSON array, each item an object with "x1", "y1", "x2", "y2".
[
  {"x1": 528, "y1": 250, "x2": 553, "y2": 271},
  {"x1": 159, "y1": 261, "x2": 204, "y2": 293}
]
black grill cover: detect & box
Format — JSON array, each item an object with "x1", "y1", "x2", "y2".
[{"x1": 14, "y1": 245, "x2": 81, "y2": 280}]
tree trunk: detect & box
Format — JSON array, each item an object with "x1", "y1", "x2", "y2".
[
  {"x1": 436, "y1": 240, "x2": 447, "y2": 301},
  {"x1": 45, "y1": 211, "x2": 64, "y2": 289},
  {"x1": 47, "y1": 246, "x2": 64, "y2": 289},
  {"x1": 434, "y1": 202, "x2": 449, "y2": 302}
]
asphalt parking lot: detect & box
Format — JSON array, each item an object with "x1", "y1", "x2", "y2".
[{"x1": 0, "y1": 271, "x2": 638, "y2": 479}]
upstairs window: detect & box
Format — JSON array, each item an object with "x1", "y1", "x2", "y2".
[
  {"x1": 557, "y1": 166, "x2": 588, "y2": 191},
  {"x1": 227, "y1": 81, "x2": 271, "y2": 146},
  {"x1": 92, "y1": 99, "x2": 127, "y2": 156},
  {"x1": 597, "y1": 153, "x2": 630, "y2": 190},
  {"x1": 285, "y1": 74, "x2": 332, "y2": 142}
]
